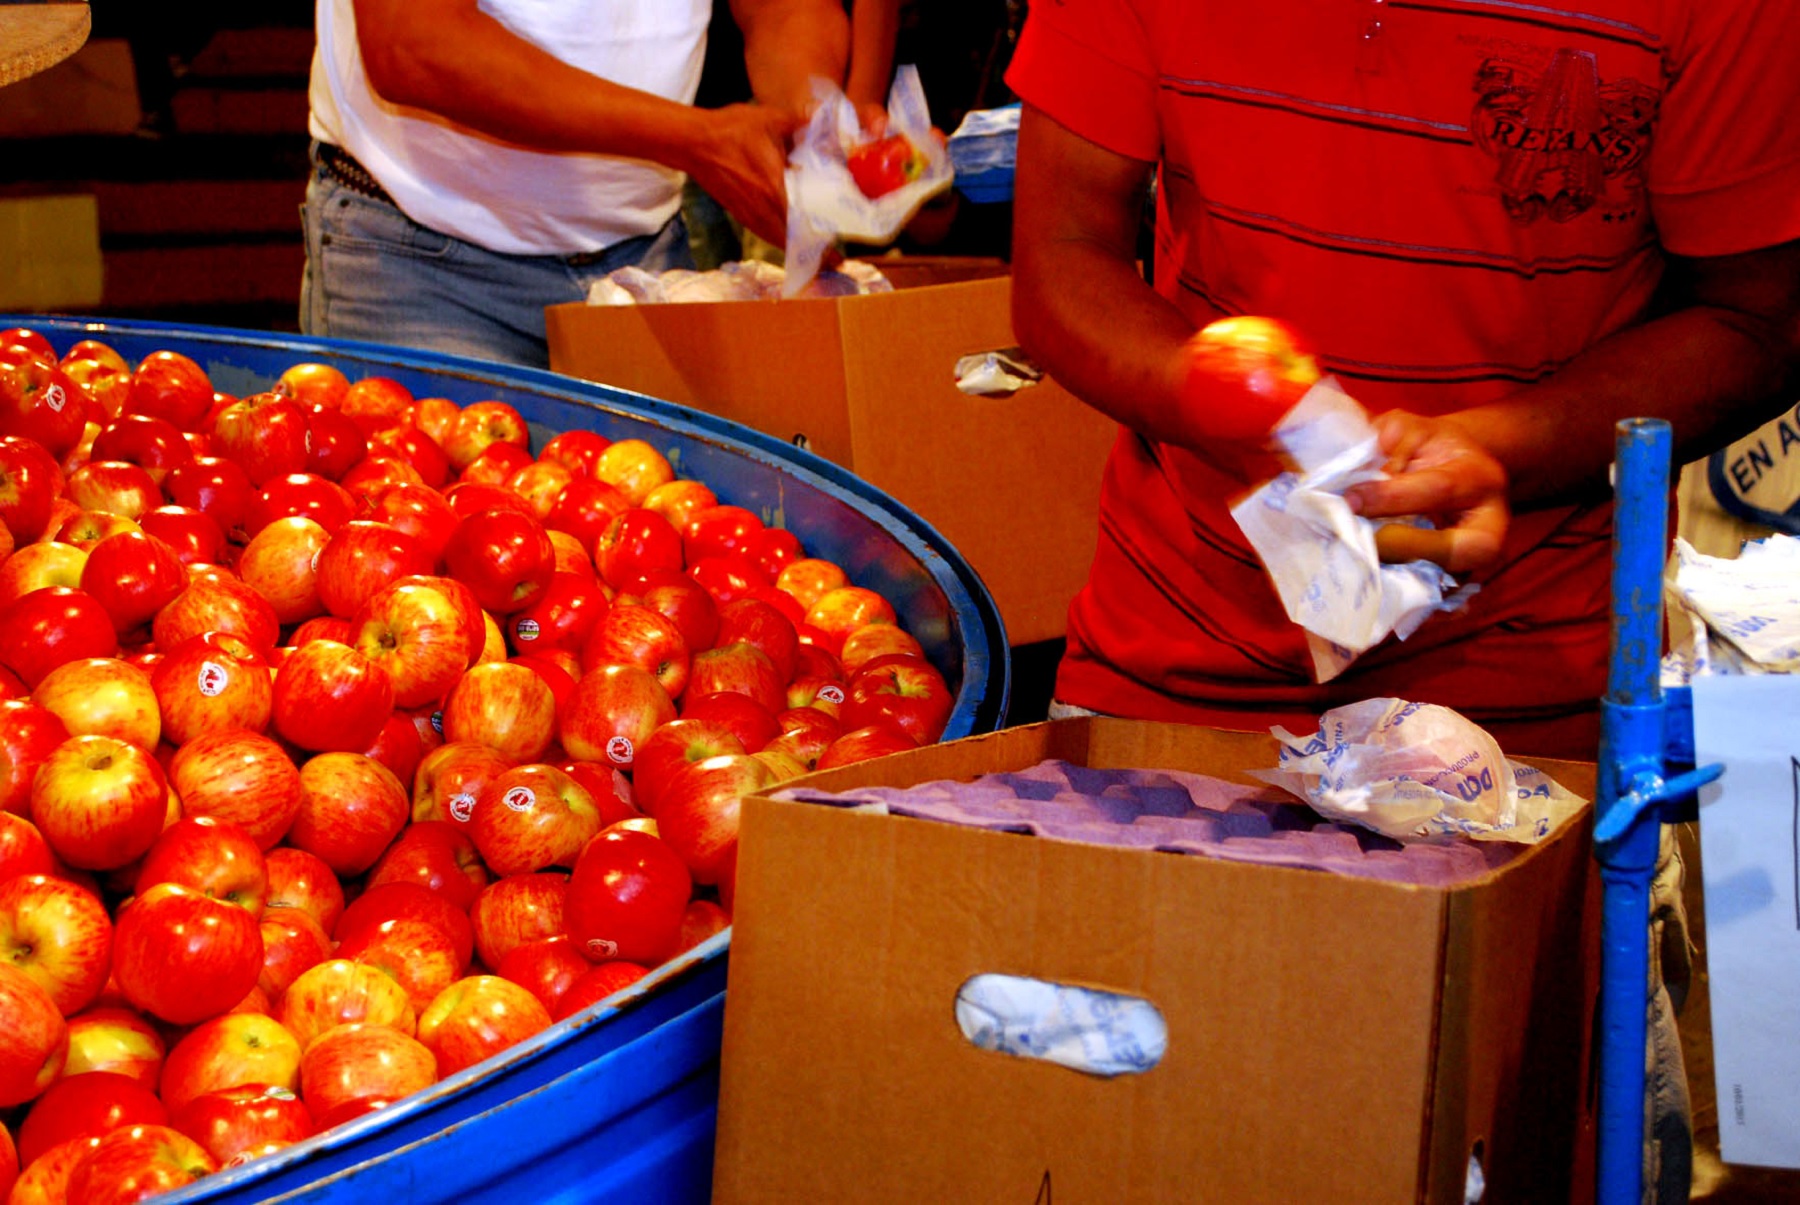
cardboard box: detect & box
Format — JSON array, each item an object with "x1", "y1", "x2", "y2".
[
  {"x1": 714, "y1": 718, "x2": 1601, "y2": 1204},
  {"x1": 0, "y1": 195, "x2": 102, "y2": 312},
  {"x1": 545, "y1": 266, "x2": 1119, "y2": 645}
]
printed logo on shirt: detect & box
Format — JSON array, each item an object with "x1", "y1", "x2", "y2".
[{"x1": 1471, "y1": 48, "x2": 1659, "y2": 225}]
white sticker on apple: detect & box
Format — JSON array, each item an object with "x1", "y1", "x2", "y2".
[
  {"x1": 43, "y1": 383, "x2": 66, "y2": 413},
  {"x1": 449, "y1": 791, "x2": 476, "y2": 822},
  {"x1": 515, "y1": 619, "x2": 540, "y2": 642},
  {"x1": 586, "y1": 937, "x2": 619, "y2": 960},
  {"x1": 819, "y1": 684, "x2": 845, "y2": 704},
  {"x1": 605, "y1": 736, "x2": 634, "y2": 765},
  {"x1": 502, "y1": 785, "x2": 536, "y2": 813},
  {"x1": 197, "y1": 661, "x2": 229, "y2": 696}
]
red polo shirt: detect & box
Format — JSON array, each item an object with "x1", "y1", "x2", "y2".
[{"x1": 1008, "y1": 0, "x2": 1800, "y2": 757}]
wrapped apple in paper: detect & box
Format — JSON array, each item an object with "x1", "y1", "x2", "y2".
[
  {"x1": 1253, "y1": 698, "x2": 1585, "y2": 843},
  {"x1": 783, "y1": 65, "x2": 952, "y2": 295}
]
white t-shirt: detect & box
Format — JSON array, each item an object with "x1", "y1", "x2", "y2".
[{"x1": 310, "y1": 0, "x2": 710, "y2": 256}]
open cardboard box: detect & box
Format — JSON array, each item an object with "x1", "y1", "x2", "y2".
[
  {"x1": 545, "y1": 260, "x2": 1119, "y2": 646},
  {"x1": 714, "y1": 717, "x2": 1601, "y2": 1204}
]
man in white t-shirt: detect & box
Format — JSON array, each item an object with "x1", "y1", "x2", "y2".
[{"x1": 302, "y1": 0, "x2": 850, "y2": 367}]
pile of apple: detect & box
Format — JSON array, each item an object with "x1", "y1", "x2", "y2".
[{"x1": 0, "y1": 328, "x2": 956, "y2": 1203}]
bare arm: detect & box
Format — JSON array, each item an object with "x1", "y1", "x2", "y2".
[
  {"x1": 1015, "y1": 104, "x2": 1800, "y2": 570},
  {"x1": 732, "y1": 0, "x2": 850, "y2": 115},
  {"x1": 843, "y1": 0, "x2": 901, "y2": 114},
  {"x1": 1010, "y1": 104, "x2": 1197, "y2": 445},
  {"x1": 350, "y1": 0, "x2": 840, "y2": 244}
]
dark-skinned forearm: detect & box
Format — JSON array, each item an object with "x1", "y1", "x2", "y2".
[{"x1": 733, "y1": 0, "x2": 849, "y2": 114}]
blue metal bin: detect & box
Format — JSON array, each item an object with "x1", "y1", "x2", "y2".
[{"x1": 3, "y1": 315, "x2": 1011, "y2": 1204}]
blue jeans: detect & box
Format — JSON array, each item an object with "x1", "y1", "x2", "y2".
[{"x1": 299, "y1": 143, "x2": 693, "y2": 369}]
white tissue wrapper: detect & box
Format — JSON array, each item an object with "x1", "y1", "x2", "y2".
[
  {"x1": 953, "y1": 973, "x2": 1167, "y2": 1079},
  {"x1": 783, "y1": 65, "x2": 953, "y2": 296},
  {"x1": 1254, "y1": 698, "x2": 1586, "y2": 843},
  {"x1": 1668, "y1": 534, "x2": 1800, "y2": 675},
  {"x1": 1230, "y1": 379, "x2": 1471, "y2": 683}
]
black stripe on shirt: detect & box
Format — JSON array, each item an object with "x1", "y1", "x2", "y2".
[
  {"x1": 1159, "y1": 78, "x2": 1477, "y2": 147},
  {"x1": 1388, "y1": 0, "x2": 1663, "y2": 53}
]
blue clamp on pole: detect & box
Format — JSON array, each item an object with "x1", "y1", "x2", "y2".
[{"x1": 1594, "y1": 762, "x2": 1723, "y2": 845}]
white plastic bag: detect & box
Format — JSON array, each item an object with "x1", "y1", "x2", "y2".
[
  {"x1": 1253, "y1": 698, "x2": 1586, "y2": 843},
  {"x1": 783, "y1": 65, "x2": 952, "y2": 296}
]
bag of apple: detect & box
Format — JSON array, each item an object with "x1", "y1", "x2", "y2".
[
  {"x1": 0, "y1": 323, "x2": 963, "y2": 1194},
  {"x1": 782, "y1": 64, "x2": 952, "y2": 296}
]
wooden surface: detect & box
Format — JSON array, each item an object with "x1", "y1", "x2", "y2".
[{"x1": 0, "y1": 3, "x2": 90, "y2": 88}]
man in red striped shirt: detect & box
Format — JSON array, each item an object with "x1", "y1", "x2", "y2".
[{"x1": 1007, "y1": 1, "x2": 1800, "y2": 763}]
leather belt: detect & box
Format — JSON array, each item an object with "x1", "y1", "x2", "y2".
[{"x1": 317, "y1": 143, "x2": 397, "y2": 207}]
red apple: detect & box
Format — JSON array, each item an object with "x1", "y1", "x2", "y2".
[
  {"x1": 716, "y1": 598, "x2": 799, "y2": 682},
  {"x1": 412, "y1": 740, "x2": 514, "y2": 828},
  {"x1": 170, "y1": 1083, "x2": 314, "y2": 1168},
  {"x1": 504, "y1": 458, "x2": 572, "y2": 521},
  {"x1": 1177, "y1": 314, "x2": 1321, "y2": 442},
  {"x1": 271, "y1": 639, "x2": 395, "y2": 754},
  {"x1": 78, "y1": 531, "x2": 187, "y2": 636},
  {"x1": 0, "y1": 811, "x2": 56, "y2": 878},
  {"x1": 0, "y1": 587, "x2": 118, "y2": 691},
  {"x1": 351, "y1": 579, "x2": 477, "y2": 708},
  {"x1": 681, "y1": 503, "x2": 763, "y2": 566},
  {"x1": 125, "y1": 350, "x2": 212, "y2": 429},
  {"x1": 544, "y1": 475, "x2": 632, "y2": 549},
  {"x1": 276, "y1": 960, "x2": 416, "y2": 1051},
  {"x1": 66, "y1": 460, "x2": 160, "y2": 521},
  {"x1": 595, "y1": 508, "x2": 683, "y2": 592},
  {"x1": 0, "y1": 873, "x2": 112, "y2": 1015},
  {"x1": 505, "y1": 570, "x2": 609, "y2": 657},
  {"x1": 10, "y1": 1135, "x2": 102, "y2": 1205},
  {"x1": 62, "y1": 1007, "x2": 165, "y2": 1089},
  {"x1": 816, "y1": 721, "x2": 921, "y2": 769},
  {"x1": 297, "y1": 1023, "x2": 435, "y2": 1122},
  {"x1": 538, "y1": 429, "x2": 610, "y2": 479},
  {"x1": 29, "y1": 734, "x2": 166, "y2": 870},
  {"x1": 843, "y1": 659, "x2": 954, "y2": 745},
  {"x1": 558, "y1": 759, "x2": 641, "y2": 827},
  {"x1": 237, "y1": 515, "x2": 329, "y2": 624},
  {"x1": 416, "y1": 974, "x2": 551, "y2": 1078},
  {"x1": 150, "y1": 631, "x2": 273, "y2": 745},
  {"x1": 112, "y1": 882, "x2": 263, "y2": 1026},
  {"x1": 32, "y1": 656, "x2": 160, "y2": 750},
  {"x1": 366, "y1": 482, "x2": 457, "y2": 565},
  {"x1": 564, "y1": 827, "x2": 692, "y2": 964},
  {"x1": 339, "y1": 376, "x2": 414, "y2": 434},
  {"x1": 15, "y1": 1072, "x2": 167, "y2": 1168},
  {"x1": 364, "y1": 823, "x2": 485, "y2": 914},
  {"x1": 163, "y1": 457, "x2": 255, "y2": 544},
  {"x1": 0, "y1": 544, "x2": 86, "y2": 612},
  {"x1": 158, "y1": 1012, "x2": 303, "y2": 1112},
  {"x1": 334, "y1": 917, "x2": 466, "y2": 1017},
  {"x1": 439, "y1": 661, "x2": 557, "y2": 765},
  {"x1": 582, "y1": 602, "x2": 690, "y2": 699},
  {"x1": 134, "y1": 815, "x2": 267, "y2": 916},
  {"x1": 136, "y1": 505, "x2": 226, "y2": 567},
  {"x1": 249, "y1": 472, "x2": 357, "y2": 535},
  {"x1": 0, "y1": 698, "x2": 70, "y2": 813},
  {"x1": 337, "y1": 878, "x2": 472, "y2": 961},
  {"x1": 687, "y1": 553, "x2": 767, "y2": 607},
  {"x1": 688, "y1": 641, "x2": 784, "y2": 715},
  {"x1": 558, "y1": 663, "x2": 676, "y2": 771},
  {"x1": 152, "y1": 572, "x2": 282, "y2": 656},
  {"x1": 374, "y1": 425, "x2": 452, "y2": 491},
  {"x1": 304, "y1": 403, "x2": 369, "y2": 482},
  {"x1": 0, "y1": 436, "x2": 64, "y2": 544},
  {"x1": 0, "y1": 962, "x2": 66, "y2": 1107},
  {"x1": 655, "y1": 753, "x2": 773, "y2": 885},
  {"x1": 287, "y1": 752, "x2": 409, "y2": 876},
  {"x1": 628, "y1": 718, "x2": 746, "y2": 818},
  {"x1": 802, "y1": 586, "x2": 898, "y2": 654},
  {"x1": 443, "y1": 508, "x2": 556, "y2": 615},
  {"x1": 210, "y1": 392, "x2": 310, "y2": 486},
  {"x1": 63, "y1": 1123, "x2": 218, "y2": 1205},
  {"x1": 0, "y1": 356, "x2": 86, "y2": 458},
  {"x1": 441, "y1": 400, "x2": 529, "y2": 472},
  {"x1": 314, "y1": 520, "x2": 433, "y2": 620},
  {"x1": 469, "y1": 872, "x2": 567, "y2": 970},
  {"x1": 168, "y1": 728, "x2": 304, "y2": 851},
  {"x1": 263, "y1": 847, "x2": 345, "y2": 934},
  {"x1": 678, "y1": 689, "x2": 781, "y2": 753},
  {"x1": 594, "y1": 439, "x2": 674, "y2": 505},
  {"x1": 493, "y1": 935, "x2": 589, "y2": 1017},
  {"x1": 275, "y1": 362, "x2": 350, "y2": 409},
  {"x1": 256, "y1": 906, "x2": 334, "y2": 1003},
  {"x1": 553, "y1": 961, "x2": 650, "y2": 1022},
  {"x1": 470, "y1": 762, "x2": 601, "y2": 877}
]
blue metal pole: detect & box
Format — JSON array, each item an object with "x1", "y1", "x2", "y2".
[{"x1": 1596, "y1": 418, "x2": 1672, "y2": 1205}]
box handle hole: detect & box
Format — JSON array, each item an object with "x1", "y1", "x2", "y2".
[{"x1": 953, "y1": 972, "x2": 1166, "y2": 1078}]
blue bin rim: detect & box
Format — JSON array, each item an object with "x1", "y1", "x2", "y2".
[
  {"x1": 156, "y1": 928, "x2": 731, "y2": 1201},
  {"x1": 6, "y1": 314, "x2": 1011, "y2": 737}
]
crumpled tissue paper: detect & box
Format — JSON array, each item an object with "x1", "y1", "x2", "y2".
[{"x1": 1230, "y1": 378, "x2": 1475, "y2": 682}]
